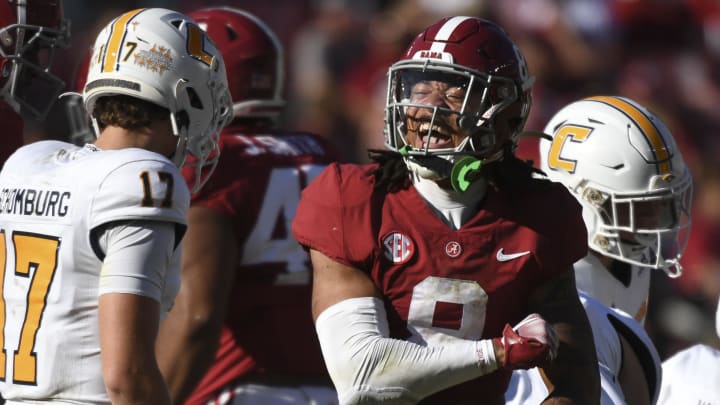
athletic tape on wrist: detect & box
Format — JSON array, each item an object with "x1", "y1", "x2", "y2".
[{"x1": 476, "y1": 339, "x2": 498, "y2": 374}]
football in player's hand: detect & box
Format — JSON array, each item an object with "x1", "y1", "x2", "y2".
[{"x1": 497, "y1": 313, "x2": 559, "y2": 370}]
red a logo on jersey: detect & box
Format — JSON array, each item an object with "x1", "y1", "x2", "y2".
[{"x1": 382, "y1": 232, "x2": 415, "y2": 264}]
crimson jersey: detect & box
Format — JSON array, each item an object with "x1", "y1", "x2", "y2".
[
  {"x1": 182, "y1": 127, "x2": 337, "y2": 405},
  {"x1": 292, "y1": 163, "x2": 587, "y2": 402}
]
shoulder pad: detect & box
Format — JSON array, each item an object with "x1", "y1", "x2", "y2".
[{"x1": 91, "y1": 154, "x2": 189, "y2": 228}]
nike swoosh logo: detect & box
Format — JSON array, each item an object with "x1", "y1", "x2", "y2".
[{"x1": 496, "y1": 248, "x2": 531, "y2": 262}]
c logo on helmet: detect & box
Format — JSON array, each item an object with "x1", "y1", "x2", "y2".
[
  {"x1": 547, "y1": 124, "x2": 594, "y2": 173},
  {"x1": 382, "y1": 232, "x2": 415, "y2": 264}
]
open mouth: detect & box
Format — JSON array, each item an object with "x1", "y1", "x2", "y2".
[{"x1": 416, "y1": 121, "x2": 453, "y2": 149}]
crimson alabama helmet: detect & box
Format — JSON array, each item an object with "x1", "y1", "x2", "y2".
[
  {"x1": 0, "y1": 0, "x2": 70, "y2": 120},
  {"x1": 385, "y1": 16, "x2": 533, "y2": 178},
  {"x1": 187, "y1": 7, "x2": 285, "y2": 121}
]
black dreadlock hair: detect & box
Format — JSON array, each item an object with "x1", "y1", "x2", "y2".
[{"x1": 367, "y1": 148, "x2": 411, "y2": 193}]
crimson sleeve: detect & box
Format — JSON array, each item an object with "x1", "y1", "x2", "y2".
[{"x1": 292, "y1": 163, "x2": 376, "y2": 269}]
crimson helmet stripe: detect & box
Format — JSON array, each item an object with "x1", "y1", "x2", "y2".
[
  {"x1": 586, "y1": 96, "x2": 672, "y2": 175},
  {"x1": 429, "y1": 16, "x2": 472, "y2": 53}
]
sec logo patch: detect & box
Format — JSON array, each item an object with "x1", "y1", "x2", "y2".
[{"x1": 382, "y1": 232, "x2": 415, "y2": 264}]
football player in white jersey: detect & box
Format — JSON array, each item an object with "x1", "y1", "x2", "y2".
[
  {"x1": 657, "y1": 295, "x2": 720, "y2": 405},
  {"x1": 0, "y1": 7, "x2": 231, "y2": 405},
  {"x1": 506, "y1": 96, "x2": 693, "y2": 405}
]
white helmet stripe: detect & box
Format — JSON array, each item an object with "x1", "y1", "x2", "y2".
[{"x1": 429, "y1": 16, "x2": 471, "y2": 53}]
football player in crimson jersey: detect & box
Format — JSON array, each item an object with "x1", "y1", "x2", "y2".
[
  {"x1": 155, "y1": 7, "x2": 339, "y2": 405},
  {"x1": 0, "y1": 0, "x2": 70, "y2": 164},
  {"x1": 507, "y1": 96, "x2": 694, "y2": 405},
  {"x1": 291, "y1": 16, "x2": 599, "y2": 404}
]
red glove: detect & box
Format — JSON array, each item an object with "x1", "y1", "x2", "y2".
[{"x1": 494, "y1": 313, "x2": 559, "y2": 370}]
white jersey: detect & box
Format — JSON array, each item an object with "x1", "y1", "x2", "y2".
[
  {"x1": 0, "y1": 141, "x2": 189, "y2": 403},
  {"x1": 574, "y1": 254, "x2": 651, "y2": 322},
  {"x1": 658, "y1": 344, "x2": 720, "y2": 405},
  {"x1": 505, "y1": 292, "x2": 662, "y2": 404}
]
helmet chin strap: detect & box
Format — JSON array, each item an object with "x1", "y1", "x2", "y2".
[{"x1": 400, "y1": 146, "x2": 484, "y2": 192}]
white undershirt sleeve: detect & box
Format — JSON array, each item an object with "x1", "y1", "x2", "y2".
[
  {"x1": 96, "y1": 220, "x2": 181, "y2": 315},
  {"x1": 315, "y1": 296, "x2": 498, "y2": 404}
]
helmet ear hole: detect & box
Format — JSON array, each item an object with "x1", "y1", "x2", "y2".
[
  {"x1": 175, "y1": 110, "x2": 189, "y2": 129},
  {"x1": 225, "y1": 25, "x2": 238, "y2": 41},
  {"x1": 185, "y1": 87, "x2": 203, "y2": 109},
  {"x1": 494, "y1": 84, "x2": 513, "y2": 100}
]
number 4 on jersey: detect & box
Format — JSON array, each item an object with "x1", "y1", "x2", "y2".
[{"x1": 241, "y1": 164, "x2": 324, "y2": 280}]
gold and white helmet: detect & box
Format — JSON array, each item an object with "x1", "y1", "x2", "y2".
[
  {"x1": 83, "y1": 8, "x2": 232, "y2": 192},
  {"x1": 540, "y1": 96, "x2": 692, "y2": 277}
]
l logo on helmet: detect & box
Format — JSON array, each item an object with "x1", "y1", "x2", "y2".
[
  {"x1": 383, "y1": 232, "x2": 415, "y2": 264},
  {"x1": 186, "y1": 23, "x2": 215, "y2": 66}
]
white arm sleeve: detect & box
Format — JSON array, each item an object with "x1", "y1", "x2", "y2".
[
  {"x1": 97, "y1": 220, "x2": 181, "y2": 315},
  {"x1": 315, "y1": 297, "x2": 498, "y2": 404}
]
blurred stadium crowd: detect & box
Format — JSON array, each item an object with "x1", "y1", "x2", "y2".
[{"x1": 35, "y1": 0, "x2": 720, "y2": 360}]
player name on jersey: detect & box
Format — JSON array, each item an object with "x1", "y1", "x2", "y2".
[
  {"x1": 0, "y1": 187, "x2": 71, "y2": 217},
  {"x1": 234, "y1": 134, "x2": 327, "y2": 156}
]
